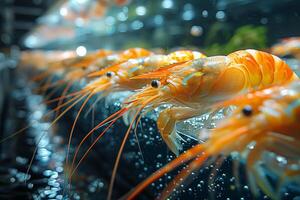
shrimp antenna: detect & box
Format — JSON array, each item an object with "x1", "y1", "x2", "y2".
[
  {"x1": 69, "y1": 107, "x2": 130, "y2": 178},
  {"x1": 65, "y1": 91, "x2": 94, "y2": 166},
  {"x1": 107, "y1": 94, "x2": 160, "y2": 200},
  {"x1": 55, "y1": 81, "x2": 74, "y2": 116}
]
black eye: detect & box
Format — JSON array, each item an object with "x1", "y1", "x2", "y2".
[
  {"x1": 242, "y1": 105, "x2": 253, "y2": 117},
  {"x1": 106, "y1": 71, "x2": 113, "y2": 78},
  {"x1": 151, "y1": 80, "x2": 160, "y2": 88}
]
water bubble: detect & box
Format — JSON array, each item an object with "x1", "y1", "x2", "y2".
[
  {"x1": 260, "y1": 17, "x2": 268, "y2": 24},
  {"x1": 216, "y1": 11, "x2": 226, "y2": 20},
  {"x1": 56, "y1": 195, "x2": 63, "y2": 200},
  {"x1": 190, "y1": 26, "x2": 203, "y2": 37},
  {"x1": 43, "y1": 170, "x2": 53, "y2": 177},
  {"x1": 27, "y1": 183, "x2": 34, "y2": 189},
  {"x1": 202, "y1": 10, "x2": 208, "y2": 18}
]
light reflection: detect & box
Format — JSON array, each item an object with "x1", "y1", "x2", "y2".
[
  {"x1": 154, "y1": 15, "x2": 164, "y2": 25},
  {"x1": 38, "y1": 148, "x2": 51, "y2": 157},
  {"x1": 122, "y1": 6, "x2": 128, "y2": 13},
  {"x1": 117, "y1": 12, "x2": 128, "y2": 21},
  {"x1": 162, "y1": 0, "x2": 173, "y2": 9},
  {"x1": 118, "y1": 23, "x2": 128, "y2": 32},
  {"x1": 182, "y1": 10, "x2": 195, "y2": 21},
  {"x1": 131, "y1": 20, "x2": 144, "y2": 30},
  {"x1": 216, "y1": 10, "x2": 226, "y2": 20},
  {"x1": 136, "y1": 6, "x2": 147, "y2": 16},
  {"x1": 76, "y1": 46, "x2": 87, "y2": 56},
  {"x1": 59, "y1": 7, "x2": 68, "y2": 16},
  {"x1": 105, "y1": 16, "x2": 115, "y2": 26},
  {"x1": 24, "y1": 35, "x2": 39, "y2": 48},
  {"x1": 260, "y1": 17, "x2": 268, "y2": 24},
  {"x1": 190, "y1": 26, "x2": 203, "y2": 37},
  {"x1": 75, "y1": 0, "x2": 88, "y2": 4},
  {"x1": 202, "y1": 10, "x2": 208, "y2": 18},
  {"x1": 75, "y1": 18, "x2": 85, "y2": 27}
]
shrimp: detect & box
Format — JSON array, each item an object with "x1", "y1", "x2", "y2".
[
  {"x1": 31, "y1": 48, "x2": 151, "y2": 92},
  {"x1": 127, "y1": 49, "x2": 298, "y2": 155},
  {"x1": 88, "y1": 49, "x2": 206, "y2": 77},
  {"x1": 59, "y1": 50, "x2": 205, "y2": 168},
  {"x1": 88, "y1": 47, "x2": 154, "y2": 72},
  {"x1": 35, "y1": 48, "x2": 154, "y2": 167},
  {"x1": 70, "y1": 49, "x2": 297, "y2": 199},
  {"x1": 48, "y1": 49, "x2": 113, "y2": 70},
  {"x1": 24, "y1": 50, "x2": 111, "y2": 98},
  {"x1": 271, "y1": 37, "x2": 300, "y2": 59},
  {"x1": 126, "y1": 80, "x2": 300, "y2": 200},
  {"x1": 20, "y1": 50, "x2": 76, "y2": 69},
  {"x1": 82, "y1": 50, "x2": 206, "y2": 95}
]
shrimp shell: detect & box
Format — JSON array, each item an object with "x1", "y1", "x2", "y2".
[{"x1": 126, "y1": 80, "x2": 300, "y2": 200}]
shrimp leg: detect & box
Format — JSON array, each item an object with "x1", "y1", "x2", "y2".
[
  {"x1": 246, "y1": 133, "x2": 300, "y2": 199},
  {"x1": 157, "y1": 106, "x2": 208, "y2": 155}
]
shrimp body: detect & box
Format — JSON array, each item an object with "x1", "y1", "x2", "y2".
[
  {"x1": 123, "y1": 49, "x2": 298, "y2": 154},
  {"x1": 91, "y1": 48, "x2": 153, "y2": 71},
  {"x1": 127, "y1": 80, "x2": 300, "y2": 200},
  {"x1": 82, "y1": 50, "x2": 206, "y2": 95},
  {"x1": 89, "y1": 49, "x2": 205, "y2": 77},
  {"x1": 160, "y1": 49, "x2": 297, "y2": 106}
]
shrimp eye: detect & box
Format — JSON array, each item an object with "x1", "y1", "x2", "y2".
[
  {"x1": 106, "y1": 71, "x2": 113, "y2": 78},
  {"x1": 151, "y1": 80, "x2": 160, "y2": 88},
  {"x1": 242, "y1": 105, "x2": 253, "y2": 117}
]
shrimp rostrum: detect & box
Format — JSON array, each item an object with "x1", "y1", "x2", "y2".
[{"x1": 127, "y1": 80, "x2": 300, "y2": 200}]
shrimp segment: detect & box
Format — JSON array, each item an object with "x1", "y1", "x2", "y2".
[{"x1": 126, "y1": 80, "x2": 300, "y2": 200}]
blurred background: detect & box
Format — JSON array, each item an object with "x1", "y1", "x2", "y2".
[{"x1": 0, "y1": 0, "x2": 299, "y2": 54}]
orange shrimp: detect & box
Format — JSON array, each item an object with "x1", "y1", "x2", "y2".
[
  {"x1": 31, "y1": 48, "x2": 152, "y2": 102},
  {"x1": 31, "y1": 48, "x2": 150, "y2": 92},
  {"x1": 60, "y1": 50, "x2": 205, "y2": 168},
  {"x1": 20, "y1": 50, "x2": 76, "y2": 69},
  {"x1": 31, "y1": 50, "x2": 113, "y2": 91},
  {"x1": 38, "y1": 48, "x2": 149, "y2": 77},
  {"x1": 126, "y1": 80, "x2": 300, "y2": 200},
  {"x1": 34, "y1": 48, "x2": 154, "y2": 168},
  {"x1": 271, "y1": 37, "x2": 300, "y2": 59},
  {"x1": 87, "y1": 48, "x2": 154, "y2": 74},
  {"x1": 127, "y1": 49, "x2": 298, "y2": 155},
  {"x1": 69, "y1": 49, "x2": 297, "y2": 200},
  {"x1": 82, "y1": 50, "x2": 206, "y2": 94},
  {"x1": 48, "y1": 49, "x2": 113, "y2": 69},
  {"x1": 28, "y1": 47, "x2": 153, "y2": 135}
]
